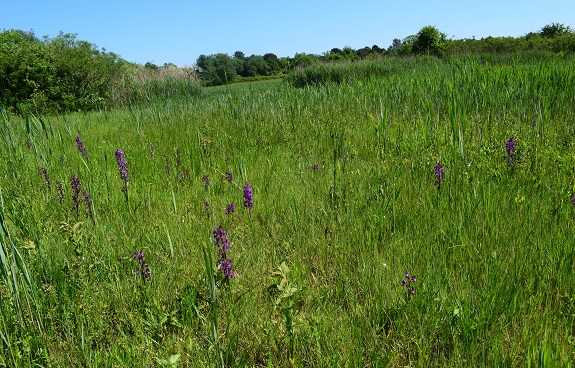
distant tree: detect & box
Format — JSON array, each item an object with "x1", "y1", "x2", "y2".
[
  {"x1": 293, "y1": 53, "x2": 318, "y2": 67},
  {"x1": 413, "y1": 25, "x2": 448, "y2": 56},
  {"x1": 263, "y1": 53, "x2": 282, "y2": 74},
  {"x1": 240, "y1": 55, "x2": 270, "y2": 77},
  {"x1": 390, "y1": 38, "x2": 402, "y2": 49},
  {"x1": 392, "y1": 35, "x2": 416, "y2": 55},
  {"x1": 356, "y1": 46, "x2": 373, "y2": 59},
  {"x1": 324, "y1": 48, "x2": 345, "y2": 61},
  {"x1": 196, "y1": 53, "x2": 238, "y2": 86},
  {"x1": 524, "y1": 32, "x2": 540, "y2": 41},
  {"x1": 145, "y1": 62, "x2": 159, "y2": 69},
  {"x1": 278, "y1": 57, "x2": 292, "y2": 71},
  {"x1": 342, "y1": 46, "x2": 358, "y2": 60},
  {"x1": 372, "y1": 45, "x2": 384, "y2": 54},
  {"x1": 233, "y1": 51, "x2": 245, "y2": 59},
  {"x1": 445, "y1": 37, "x2": 480, "y2": 54},
  {"x1": 540, "y1": 22, "x2": 573, "y2": 38},
  {"x1": 196, "y1": 54, "x2": 208, "y2": 70},
  {"x1": 163, "y1": 62, "x2": 177, "y2": 68},
  {"x1": 387, "y1": 38, "x2": 404, "y2": 55}
]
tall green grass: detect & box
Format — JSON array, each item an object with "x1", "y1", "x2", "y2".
[{"x1": 0, "y1": 55, "x2": 574, "y2": 366}]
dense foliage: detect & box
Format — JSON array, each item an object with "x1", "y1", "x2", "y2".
[
  {"x1": 413, "y1": 25, "x2": 448, "y2": 56},
  {"x1": 0, "y1": 30, "x2": 202, "y2": 114},
  {"x1": 196, "y1": 52, "x2": 287, "y2": 86},
  {"x1": 0, "y1": 30, "x2": 127, "y2": 113}
]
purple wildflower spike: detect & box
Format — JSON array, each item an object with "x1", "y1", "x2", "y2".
[
  {"x1": 401, "y1": 271, "x2": 417, "y2": 296},
  {"x1": 243, "y1": 183, "x2": 253, "y2": 210},
  {"x1": 82, "y1": 190, "x2": 93, "y2": 218},
  {"x1": 76, "y1": 136, "x2": 88, "y2": 159},
  {"x1": 434, "y1": 162, "x2": 445, "y2": 190},
  {"x1": 202, "y1": 175, "x2": 210, "y2": 190},
  {"x1": 132, "y1": 251, "x2": 151, "y2": 281},
  {"x1": 37, "y1": 167, "x2": 50, "y2": 189},
  {"x1": 56, "y1": 181, "x2": 64, "y2": 203},
  {"x1": 505, "y1": 137, "x2": 516, "y2": 166},
  {"x1": 213, "y1": 225, "x2": 234, "y2": 279},
  {"x1": 115, "y1": 149, "x2": 129, "y2": 192},
  {"x1": 164, "y1": 154, "x2": 170, "y2": 177}
]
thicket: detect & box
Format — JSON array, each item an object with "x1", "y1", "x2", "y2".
[
  {"x1": 0, "y1": 30, "x2": 202, "y2": 115},
  {"x1": 0, "y1": 30, "x2": 125, "y2": 113}
]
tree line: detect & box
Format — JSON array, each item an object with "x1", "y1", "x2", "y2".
[
  {"x1": 1, "y1": 23, "x2": 574, "y2": 113},
  {"x1": 195, "y1": 23, "x2": 575, "y2": 86}
]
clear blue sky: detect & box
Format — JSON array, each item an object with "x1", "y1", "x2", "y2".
[{"x1": 2, "y1": 1, "x2": 574, "y2": 67}]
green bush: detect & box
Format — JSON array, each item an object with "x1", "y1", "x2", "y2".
[
  {"x1": 0, "y1": 30, "x2": 128, "y2": 114},
  {"x1": 413, "y1": 25, "x2": 448, "y2": 57},
  {"x1": 0, "y1": 30, "x2": 54, "y2": 113},
  {"x1": 196, "y1": 53, "x2": 240, "y2": 86},
  {"x1": 0, "y1": 30, "x2": 203, "y2": 114}
]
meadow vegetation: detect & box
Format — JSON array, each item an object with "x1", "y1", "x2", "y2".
[{"x1": 1, "y1": 26, "x2": 575, "y2": 367}]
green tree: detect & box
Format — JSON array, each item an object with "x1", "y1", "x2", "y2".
[
  {"x1": 356, "y1": 46, "x2": 373, "y2": 59},
  {"x1": 413, "y1": 25, "x2": 448, "y2": 56},
  {"x1": 196, "y1": 53, "x2": 238, "y2": 86},
  {"x1": 263, "y1": 53, "x2": 282, "y2": 74},
  {"x1": 145, "y1": 62, "x2": 159, "y2": 69},
  {"x1": 387, "y1": 38, "x2": 403, "y2": 55},
  {"x1": 324, "y1": 48, "x2": 345, "y2": 61},
  {"x1": 293, "y1": 53, "x2": 319, "y2": 67},
  {"x1": 240, "y1": 55, "x2": 270, "y2": 77},
  {"x1": 342, "y1": 46, "x2": 358, "y2": 60},
  {"x1": 233, "y1": 51, "x2": 245, "y2": 60},
  {"x1": 371, "y1": 45, "x2": 384, "y2": 54},
  {"x1": 540, "y1": 23, "x2": 573, "y2": 38}
]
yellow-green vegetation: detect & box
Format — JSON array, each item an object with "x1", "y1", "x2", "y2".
[{"x1": 1, "y1": 54, "x2": 575, "y2": 367}]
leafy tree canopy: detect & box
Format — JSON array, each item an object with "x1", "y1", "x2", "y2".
[
  {"x1": 413, "y1": 25, "x2": 448, "y2": 56},
  {"x1": 540, "y1": 22, "x2": 573, "y2": 38},
  {"x1": 195, "y1": 53, "x2": 239, "y2": 86}
]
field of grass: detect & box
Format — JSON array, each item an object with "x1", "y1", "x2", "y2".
[{"x1": 1, "y1": 54, "x2": 575, "y2": 367}]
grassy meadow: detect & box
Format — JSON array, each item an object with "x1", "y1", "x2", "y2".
[{"x1": 1, "y1": 54, "x2": 575, "y2": 367}]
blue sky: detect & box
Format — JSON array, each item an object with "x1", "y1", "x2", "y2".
[{"x1": 3, "y1": 1, "x2": 574, "y2": 67}]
